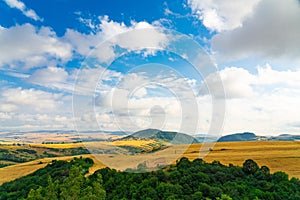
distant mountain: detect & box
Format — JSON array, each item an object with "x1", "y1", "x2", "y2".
[
  {"x1": 269, "y1": 134, "x2": 300, "y2": 141},
  {"x1": 218, "y1": 132, "x2": 258, "y2": 142},
  {"x1": 121, "y1": 129, "x2": 199, "y2": 144},
  {"x1": 218, "y1": 132, "x2": 300, "y2": 142},
  {"x1": 194, "y1": 134, "x2": 219, "y2": 143}
]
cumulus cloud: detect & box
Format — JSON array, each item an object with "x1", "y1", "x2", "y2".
[
  {"x1": 256, "y1": 64, "x2": 300, "y2": 87},
  {"x1": 200, "y1": 67, "x2": 256, "y2": 99},
  {"x1": 198, "y1": 64, "x2": 300, "y2": 134},
  {"x1": 0, "y1": 24, "x2": 72, "y2": 69},
  {"x1": 28, "y1": 66, "x2": 68, "y2": 87},
  {"x1": 4, "y1": 0, "x2": 42, "y2": 21},
  {"x1": 65, "y1": 16, "x2": 169, "y2": 63},
  {"x1": 201, "y1": 64, "x2": 300, "y2": 98},
  {"x1": 0, "y1": 87, "x2": 63, "y2": 112},
  {"x1": 211, "y1": 0, "x2": 300, "y2": 64},
  {"x1": 0, "y1": 87, "x2": 74, "y2": 130},
  {"x1": 188, "y1": 0, "x2": 260, "y2": 32}
]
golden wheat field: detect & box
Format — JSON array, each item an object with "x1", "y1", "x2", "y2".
[
  {"x1": 0, "y1": 141, "x2": 299, "y2": 186},
  {"x1": 29, "y1": 143, "x2": 85, "y2": 149},
  {"x1": 110, "y1": 139, "x2": 158, "y2": 147}
]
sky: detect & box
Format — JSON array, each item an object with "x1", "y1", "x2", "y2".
[{"x1": 0, "y1": 0, "x2": 300, "y2": 136}]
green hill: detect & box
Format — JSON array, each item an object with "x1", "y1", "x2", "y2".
[
  {"x1": 218, "y1": 132, "x2": 258, "y2": 142},
  {"x1": 122, "y1": 129, "x2": 199, "y2": 144}
]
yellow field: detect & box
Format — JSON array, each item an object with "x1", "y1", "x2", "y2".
[
  {"x1": 29, "y1": 143, "x2": 84, "y2": 149},
  {"x1": 186, "y1": 141, "x2": 300, "y2": 178},
  {"x1": 0, "y1": 141, "x2": 299, "y2": 186},
  {"x1": 110, "y1": 139, "x2": 158, "y2": 147},
  {"x1": 29, "y1": 140, "x2": 154, "y2": 149}
]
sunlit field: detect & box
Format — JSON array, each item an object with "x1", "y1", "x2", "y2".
[{"x1": 0, "y1": 141, "x2": 299, "y2": 186}]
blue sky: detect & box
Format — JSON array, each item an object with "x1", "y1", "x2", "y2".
[{"x1": 1, "y1": 0, "x2": 300, "y2": 136}]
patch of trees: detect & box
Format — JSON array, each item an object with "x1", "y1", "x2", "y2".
[
  {"x1": 43, "y1": 147, "x2": 90, "y2": 156},
  {"x1": 26, "y1": 166, "x2": 106, "y2": 200},
  {"x1": 0, "y1": 146, "x2": 91, "y2": 166},
  {"x1": 0, "y1": 157, "x2": 96, "y2": 200},
  {"x1": 0, "y1": 157, "x2": 300, "y2": 200},
  {"x1": 96, "y1": 158, "x2": 300, "y2": 200},
  {"x1": 0, "y1": 162, "x2": 10, "y2": 168},
  {"x1": 0, "y1": 152, "x2": 30, "y2": 163},
  {"x1": 118, "y1": 145, "x2": 144, "y2": 154},
  {"x1": 0, "y1": 149, "x2": 39, "y2": 163},
  {"x1": 15, "y1": 149, "x2": 37, "y2": 155}
]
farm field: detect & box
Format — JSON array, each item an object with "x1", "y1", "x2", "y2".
[{"x1": 0, "y1": 140, "x2": 299, "y2": 186}]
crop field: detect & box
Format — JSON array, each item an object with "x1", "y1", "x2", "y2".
[
  {"x1": 29, "y1": 143, "x2": 85, "y2": 149},
  {"x1": 110, "y1": 139, "x2": 158, "y2": 147},
  {"x1": 185, "y1": 141, "x2": 300, "y2": 178},
  {"x1": 0, "y1": 141, "x2": 299, "y2": 186}
]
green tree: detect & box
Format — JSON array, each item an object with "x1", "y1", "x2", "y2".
[
  {"x1": 191, "y1": 191, "x2": 203, "y2": 200},
  {"x1": 44, "y1": 176, "x2": 58, "y2": 200},
  {"x1": 216, "y1": 194, "x2": 233, "y2": 200},
  {"x1": 27, "y1": 187, "x2": 44, "y2": 200},
  {"x1": 243, "y1": 159, "x2": 259, "y2": 174}
]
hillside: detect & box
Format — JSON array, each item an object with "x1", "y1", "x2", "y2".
[
  {"x1": 269, "y1": 134, "x2": 300, "y2": 141},
  {"x1": 218, "y1": 132, "x2": 300, "y2": 142},
  {"x1": 218, "y1": 132, "x2": 258, "y2": 142},
  {"x1": 122, "y1": 129, "x2": 199, "y2": 144},
  {"x1": 0, "y1": 143, "x2": 89, "y2": 168}
]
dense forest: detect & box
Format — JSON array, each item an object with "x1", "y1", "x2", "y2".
[{"x1": 0, "y1": 157, "x2": 299, "y2": 200}]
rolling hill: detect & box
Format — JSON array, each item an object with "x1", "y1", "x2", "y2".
[
  {"x1": 218, "y1": 132, "x2": 258, "y2": 142},
  {"x1": 121, "y1": 129, "x2": 199, "y2": 144},
  {"x1": 269, "y1": 134, "x2": 300, "y2": 141},
  {"x1": 218, "y1": 132, "x2": 300, "y2": 142}
]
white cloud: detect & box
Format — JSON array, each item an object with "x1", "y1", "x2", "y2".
[
  {"x1": 65, "y1": 16, "x2": 169, "y2": 63},
  {"x1": 199, "y1": 64, "x2": 300, "y2": 135},
  {"x1": 27, "y1": 66, "x2": 74, "y2": 91},
  {"x1": 112, "y1": 21, "x2": 168, "y2": 51},
  {"x1": 0, "y1": 112, "x2": 12, "y2": 120},
  {"x1": 28, "y1": 66, "x2": 68, "y2": 85},
  {"x1": 0, "y1": 87, "x2": 74, "y2": 131},
  {"x1": 1, "y1": 87, "x2": 63, "y2": 112},
  {"x1": 200, "y1": 67, "x2": 256, "y2": 99},
  {"x1": 256, "y1": 64, "x2": 300, "y2": 87},
  {"x1": 7, "y1": 113, "x2": 74, "y2": 131},
  {"x1": 64, "y1": 29, "x2": 97, "y2": 56},
  {"x1": 0, "y1": 104, "x2": 17, "y2": 112},
  {"x1": 74, "y1": 66, "x2": 122, "y2": 95},
  {"x1": 4, "y1": 0, "x2": 42, "y2": 21},
  {"x1": 0, "y1": 24, "x2": 72, "y2": 69},
  {"x1": 188, "y1": 0, "x2": 260, "y2": 32},
  {"x1": 132, "y1": 87, "x2": 147, "y2": 98},
  {"x1": 211, "y1": 0, "x2": 300, "y2": 65}
]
